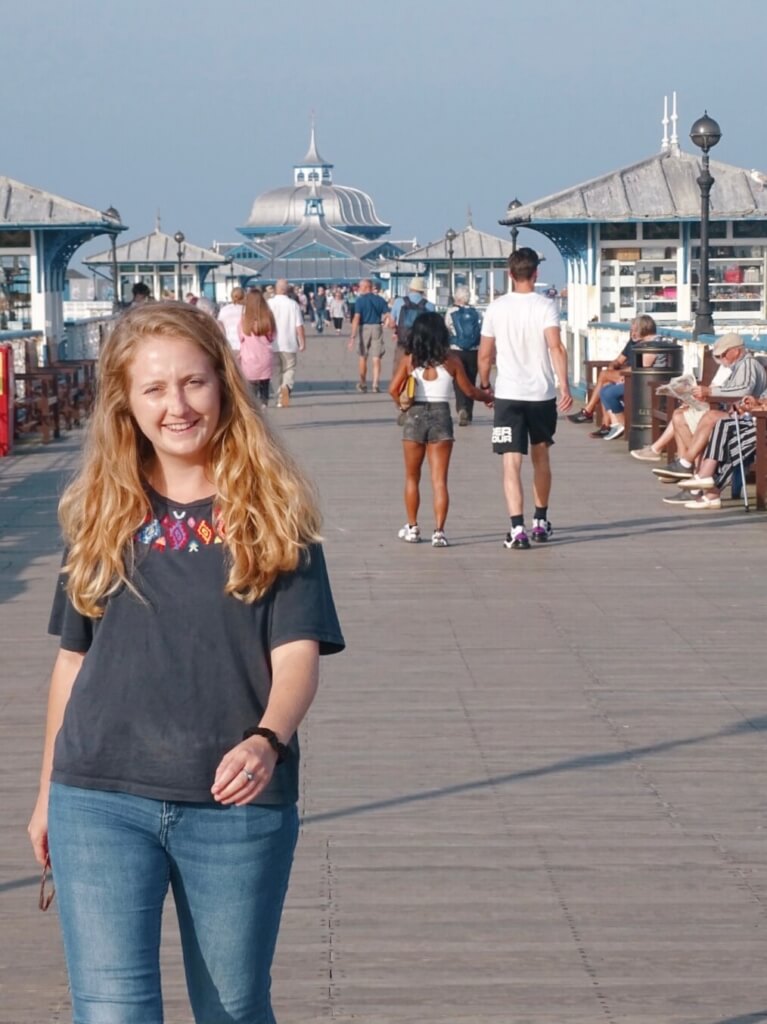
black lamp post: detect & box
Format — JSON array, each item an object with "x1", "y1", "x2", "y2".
[
  {"x1": 507, "y1": 198, "x2": 523, "y2": 253},
  {"x1": 104, "y1": 206, "x2": 121, "y2": 313},
  {"x1": 174, "y1": 231, "x2": 186, "y2": 300},
  {"x1": 445, "y1": 227, "x2": 457, "y2": 305},
  {"x1": 690, "y1": 112, "x2": 722, "y2": 338}
]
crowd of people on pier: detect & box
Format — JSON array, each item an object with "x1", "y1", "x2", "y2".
[
  {"x1": 74, "y1": 252, "x2": 767, "y2": 541},
  {"x1": 116, "y1": 254, "x2": 576, "y2": 550}
]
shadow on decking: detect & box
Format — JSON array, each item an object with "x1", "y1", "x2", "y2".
[{"x1": 302, "y1": 713, "x2": 767, "y2": 826}]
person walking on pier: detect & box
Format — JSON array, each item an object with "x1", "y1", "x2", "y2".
[
  {"x1": 239, "y1": 287, "x2": 276, "y2": 407},
  {"x1": 389, "y1": 276, "x2": 434, "y2": 374},
  {"x1": 217, "y1": 285, "x2": 246, "y2": 354},
  {"x1": 314, "y1": 284, "x2": 328, "y2": 333},
  {"x1": 389, "y1": 312, "x2": 492, "y2": 547},
  {"x1": 478, "y1": 247, "x2": 573, "y2": 549},
  {"x1": 329, "y1": 288, "x2": 346, "y2": 334},
  {"x1": 349, "y1": 277, "x2": 388, "y2": 393},
  {"x1": 445, "y1": 284, "x2": 482, "y2": 426},
  {"x1": 28, "y1": 301, "x2": 344, "y2": 1024},
  {"x1": 268, "y1": 278, "x2": 306, "y2": 407}
]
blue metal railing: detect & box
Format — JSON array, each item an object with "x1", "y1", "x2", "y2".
[{"x1": 0, "y1": 329, "x2": 42, "y2": 342}]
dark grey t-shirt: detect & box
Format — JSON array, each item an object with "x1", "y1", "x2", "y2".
[{"x1": 49, "y1": 488, "x2": 345, "y2": 805}]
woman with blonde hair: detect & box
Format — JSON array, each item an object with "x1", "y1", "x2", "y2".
[
  {"x1": 28, "y1": 302, "x2": 344, "y2": 1023},
  {"x1": 239, "y1": 287, "x2": 276, "y2": 407}
]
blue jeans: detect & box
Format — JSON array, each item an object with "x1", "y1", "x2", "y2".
[
  {"x1": 48, "y1": 783, "x2": 299, "y2": 1024},
  {"x1": 601, "y1": 381, "x2": 625, "y2": 414}
]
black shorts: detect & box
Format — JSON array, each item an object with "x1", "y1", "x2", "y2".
[{"x1": 491, "y1": 398, "x2": 557, "y2": 455}]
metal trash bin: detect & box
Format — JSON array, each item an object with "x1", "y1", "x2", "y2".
[{"x1": 629, "y1": 341, "x2": 683, "y2": 451}]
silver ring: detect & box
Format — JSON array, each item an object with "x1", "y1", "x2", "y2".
[{"x1": 242, "y1": 768, "x2": 255, "y2": 782}]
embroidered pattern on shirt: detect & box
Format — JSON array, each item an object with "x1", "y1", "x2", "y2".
[{"x1": 134, "y1": 506, "x2": 223, "y2": 552}]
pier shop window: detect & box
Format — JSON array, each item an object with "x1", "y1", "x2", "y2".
[
  {"x1": 0, "y1": 254, "x2": 32, "y2": 329},
  {"x1": 732, "y1": 221, "x2": 767, "y2": 238},
  {"x1": 600, "y1": 223, "x2": 638, "y2": 241},
  {"x1": 689, "y1": 221, "x2": 728, "y2": 239},
  {"x1": 642, "y1": 222, "x2": 680, "y2": 240},
  {"x1": 0, "y1": 230, "x2": 31, "y2": 248}
]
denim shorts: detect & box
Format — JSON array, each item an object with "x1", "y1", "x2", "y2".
[{"x1": 402, "y1": 401, "x2": 454, "y2": 444}]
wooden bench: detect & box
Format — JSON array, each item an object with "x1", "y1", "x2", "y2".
[
  {"x1": 584, "y1": 360, "x2": 632, "y2": 429},
  {"x1": 750, "y1": 410, "x2": 767, "y2": 510},
  {"x1": 14, "y1": 357, "x2": 98, "y2": 441},
  {"x1": 54, "y1": 358, "x2": 97, "y2": 425},
  {"x1": 14, "y1": 370, "x2": 61, "y2": 443}
]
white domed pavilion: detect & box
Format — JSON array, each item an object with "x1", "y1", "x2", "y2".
[{"x1": 240, "y1": 127, "x2": 390, "y2": 242}]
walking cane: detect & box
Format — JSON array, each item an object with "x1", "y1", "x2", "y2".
[{"x1": 732, "y1": 411, "x2": 750, "y2": 512}]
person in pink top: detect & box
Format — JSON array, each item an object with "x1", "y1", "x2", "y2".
[{"x1": 239, "y1": 289, "x2": 276, "y2": 407}]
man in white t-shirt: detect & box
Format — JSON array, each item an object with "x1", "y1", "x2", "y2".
[
  {"x1": 478, "y1": 248, "x2": 572, "y2": 550},
  {"x1": 217, "y1": 287, "x2": 245, "y2": 353},
  {"x1": 267, "y1": 279, "x2": 306, "y2": 407}
]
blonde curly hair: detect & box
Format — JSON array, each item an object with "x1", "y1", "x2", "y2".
[{"x1": 59, "y1": 302, "x2": 321, "y2": 617}]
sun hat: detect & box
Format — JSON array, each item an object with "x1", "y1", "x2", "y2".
[
  {"x1": 409, "y1": 277, "x2": 426, "y2": 292},
  {"x1": 712, "y1": 333, "x2": 745, "y2": 356}
]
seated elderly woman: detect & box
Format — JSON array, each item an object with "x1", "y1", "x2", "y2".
[
  {"x1": 570, "y1": 316, "x2": 664, "y2": 441},
  {"x1": 598, "y1": 316, "x2": 669, "y2": 441},
  {"x1": 673, "y1": 393, "x2": 767, "y2": 509},
  {"x1": 569, "y1": 317, "x2": 643, "y2": 431}
]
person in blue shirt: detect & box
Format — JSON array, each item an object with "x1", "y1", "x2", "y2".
[{"x1": 348, "y1": 279, "x2": 389, "y2": 392}]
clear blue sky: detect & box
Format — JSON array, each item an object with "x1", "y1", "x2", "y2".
[{"x1": 4, "y1": 0, "x2": 767, "y2": 285}]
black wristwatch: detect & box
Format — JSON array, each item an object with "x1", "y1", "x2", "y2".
[{"x1": 242, "y1": 726, "x2": 289, "y2": 763}]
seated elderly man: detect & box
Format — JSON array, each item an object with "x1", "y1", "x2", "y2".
[
  {"x1": 631, "y1": 358, "x2": 734, "y2": 463},
  {"x1": 652, "y1": 333, "x2": 767, "y2": 502},
  {"x1": 674, "y1": 393, "x2": 767, "y2": 508}
]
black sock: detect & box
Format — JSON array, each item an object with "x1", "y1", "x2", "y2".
[
  {"x1": 534, "y1": 506, "x2": 548, "y2": 522},
  {"x1": 510, "y1": 515, "x2": 524, "y2": 530}
]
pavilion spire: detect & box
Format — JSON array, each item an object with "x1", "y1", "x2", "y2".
[
  {"x1": 302, "y1": 112, "x2": 327, "y2": 166},
  {"x1": 661, "y1": 95, "x2": 670, "y2": 153},
  {"x1": 669, "y1": 91, "x2": 680, "y2": 155}
]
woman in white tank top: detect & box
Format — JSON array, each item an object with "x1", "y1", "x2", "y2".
[{"x1": 388, "y1": 312, "x2": 492, "y2": 547}]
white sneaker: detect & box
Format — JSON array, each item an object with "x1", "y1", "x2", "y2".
[
  {"x1": 398, "y1": 523, "x2": 421, "y2": 543},
  {"x1": 431, "y1": 529, "x2": 449, "y2": 547},
  {"x1": 603, "y1": 424, "x2": 625, "y2": 441},
  {"x1": 684, "y1": 494, "x2": 722, "y2": 509}
]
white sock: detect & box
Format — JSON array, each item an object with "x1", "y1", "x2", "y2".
[{"x1": 680, "y1": 458, "x2": 692, "y2": 468}]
